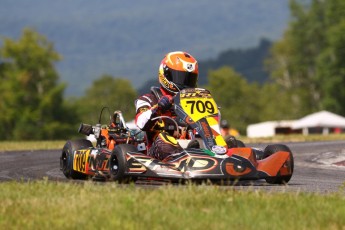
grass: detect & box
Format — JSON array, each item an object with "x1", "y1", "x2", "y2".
[
  {"x1": 0, "y1": 140, "x2": 67, "y2": 152},
  {"x1": 0, "y1": 180, "x2": 344, "y2": 230},
  {"x1": 0, "y1": 134, "x2": 344, "y2": 152},
  {"x1": 0, "y1": 136, "x2": 344, "y2": 229}
]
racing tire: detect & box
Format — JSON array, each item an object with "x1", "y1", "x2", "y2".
[
  {"x1": 255, "y1": 150, "x2": 266, "y2": 160},
  {"x1": 263, "y1": 144, "x2": 294, "y2": 184},
  {"x1": 225, "y1": 135, "x2": 245, "y2": 148},
  {"x1": 187, "y1": 139, "x2": 200, "y2": 148},
  {"x1": 236, "y1": 139, "x2": 245, "y2": 147},
  {"x1": 60, "y1": 139, "x2": 93, "y2": 180},
  {"x1": 186, "y1": 138, "x2": 206, "y2": 149},
  {"x1": 109, "y1": 144, "x2": 137, "y2": 183}
]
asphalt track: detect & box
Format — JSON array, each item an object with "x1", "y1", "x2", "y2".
[{"x1": 0, "y1": 140, "x2": 344, "y2": 193}]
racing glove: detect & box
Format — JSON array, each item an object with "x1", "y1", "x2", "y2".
[{"x1": 157, "y1": 95, "x2": 172, "y2": 111}]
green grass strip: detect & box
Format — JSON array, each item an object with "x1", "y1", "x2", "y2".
[
  {"x1": 0, "y1": 141, "x2": 67, "y2": 152},
  {"x1": 0, "y1": 180, "x2": 344, "y2": 229}
]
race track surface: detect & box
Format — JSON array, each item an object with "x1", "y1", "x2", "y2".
[{"x1": 1, "y1": 140, "x2": 344, "y2": 193}]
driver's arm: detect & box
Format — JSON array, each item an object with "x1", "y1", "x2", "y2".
[
  {"x1": 134, "y1": 94, "x2": 158, "y2": 131},
  {"x1": 135, "y1": 94, "x2": 172, "y2": 131},
  {"x1": 135, "y1": 107, "x2": 155, "y2": 131}
]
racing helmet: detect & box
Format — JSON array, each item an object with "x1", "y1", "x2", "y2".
[{"x1": 158, "y1": 51, "x2": 198, "y2": 94}]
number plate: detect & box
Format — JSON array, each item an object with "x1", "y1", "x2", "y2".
[{"x1": 180, "y1": 92, "x2": 218, "y2": 122}]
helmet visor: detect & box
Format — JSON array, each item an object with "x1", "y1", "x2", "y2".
[{"x1": 166, "y1": 69, "x2": 198, "y2": 89}]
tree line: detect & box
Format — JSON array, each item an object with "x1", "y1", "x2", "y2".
[
  {"x1": 1, "y1": 0, "x2": 344, "y2": 140},
  {"x1": 0, "y1": 29, "x2": 137, "y2": 140}
]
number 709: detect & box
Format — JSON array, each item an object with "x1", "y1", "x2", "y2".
[{"x1": 186, "y1": 100, "x2": 215, "y2": 114}]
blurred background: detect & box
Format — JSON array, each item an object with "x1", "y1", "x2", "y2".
[{"x1": 1, "y1": 0, "x2": 345, "y2": 140}]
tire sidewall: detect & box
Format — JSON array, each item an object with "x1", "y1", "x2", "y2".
[
  {"x1": 264, "y1": 144, "x2": 294, "y2": 184},
  {"x1": 109, "y1": 144, "x2": 137, "y2": 182},
  {"x1": 61, "y1": 139, "x2": 93, "y2": 179},
  {"x1": 225, "y1": 135, "x2": 245, "y2": 148}
]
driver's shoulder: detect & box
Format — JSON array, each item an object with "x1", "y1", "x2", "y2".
[{"x1": 136, "y1": 91, "x2": 158, "y2": 109}]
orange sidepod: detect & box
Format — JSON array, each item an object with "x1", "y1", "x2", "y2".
[
  {"x1": 224, "y1": 148, "x2": 257, "y2": 176},
  {"x1": 227, "y1": 148, "x2": 257, "y2": 165},
  {"x1": 257, "y1": 151, "x2": 290, "y2": 177}
]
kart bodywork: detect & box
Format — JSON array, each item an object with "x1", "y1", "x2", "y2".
[{"x1": 60, "y1": 88, "x2": 294, "y2": 184}]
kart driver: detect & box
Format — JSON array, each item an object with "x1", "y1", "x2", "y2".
[{"x1": 135, "y1": 51, "x2": 198, "y2": 161}]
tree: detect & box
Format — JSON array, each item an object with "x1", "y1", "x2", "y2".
[
  {"x1": 0, "y1": 28, "x2": 79, "y2": 140},
  {"x1": 316, "y1": 1, "x2": 345, "y2": 115},
  {"x1": 75, "y1": 75, "x2": 137, "y2": 124},
  {"x1": 205, "y1": 67, "x2": 261, "y2": 133},
  {"x1": 266, "y1": 0, "x2": 345, "y2": 117},
  {"x1": 257, "y1": 83, "x2": 297, "y2": 121}
]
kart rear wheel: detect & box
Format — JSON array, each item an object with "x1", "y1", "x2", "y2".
[
  {"x1": 186, "y1": 138, "x2": 207, "y2": 149},
  {"x1": 109, "y1": 144, "x2": 137, "y2": 183},
  {"x1": 60, "y1": 139, "x2": 93, "y2": 180},
  {"x1": 186, "y1": 139, "x2": 200, "y2": 148},
  {"x1": 264, "y1": 144, "x2": 294, "y2": 184}
]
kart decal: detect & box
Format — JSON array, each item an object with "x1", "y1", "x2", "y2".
[
  {"x1": 126, "y1": 153, "x2": 184, "y2": 176},
  {"x1": 174, "y1": 155, "x2": 218, "y2": 173},
  {"x1": 86, "y1": 149, "x2": 99, "y2": 171},
  {"x1": 126, "y1": 155, "x2": 153, "y2": 173},
  {"x1": 180, "y1": 91, "x2": 218, "y2": 122},
  {"x1": 219, "y1": 154, "x2": 259, "y2": 178},
  {"x1": 212, "y1": 145, "x2": 227, "y2": 154},
  {"x1": 224, "y1": 162, "x2": 252, "y2": 176},
  {"x1": 73, "y1": 149, "x2": 90, "y2": 173},
  {"x1": 206, "y1": 117, "x2": 227, "y2": 148},
  {"x1": 126, "y1": 152, "x2": 222, "y2": 177},
  {"x1": 206, "y1": 116, "x2": 220, "y2": 133},
  {"x1": 73, "y1": 149, "x2": 110, "y2": 174},
  {"x1": 94, "y1": 149, "x2": 110, "y2": 171}
]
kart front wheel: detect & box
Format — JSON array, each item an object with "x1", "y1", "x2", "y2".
[
  {"x1": 109, "y1": 144, "x2": 137, "y2": 183},
  {"x1": 225, "y1": 135, "x2": 245, "y2": 148},
  {"x1": 264, "y1": 144, "x2": 294, "y2": 184},
  {"x1": 236, "y1": 139, "x2": 245, "y2": 147},
  {"x1": 60, "y1": 139, "x2": 93, "y2": 180}
]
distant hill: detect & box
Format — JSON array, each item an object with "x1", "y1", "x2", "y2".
[
  {"x1": 198, "y1": 38, "x2": 272, "y2": 85},
  {"x1": 0, "y1": 0, "x2": 289, "y2": 96}
]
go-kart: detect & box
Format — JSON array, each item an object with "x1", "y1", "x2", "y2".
[{"x1": 60, "y1": 88, "x2": 294, "y2": 184}]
